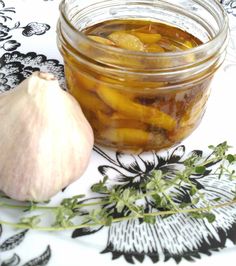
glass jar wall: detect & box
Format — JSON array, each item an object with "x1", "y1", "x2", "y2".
[{"x1": 57, "y1": 0, "x2": 229, "y2": 153}]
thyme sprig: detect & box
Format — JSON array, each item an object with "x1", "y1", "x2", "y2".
[{"x1": 0, "y1": 142, "x2": 236, "y2": 231}]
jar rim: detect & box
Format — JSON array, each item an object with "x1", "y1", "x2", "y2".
[{"x1": 59, "y1": 0, "x2": 229, "y2": 59}]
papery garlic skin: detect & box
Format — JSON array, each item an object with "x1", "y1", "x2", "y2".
[{"x1": 0, "y1": 72, "x2": 94, "y2": 201}]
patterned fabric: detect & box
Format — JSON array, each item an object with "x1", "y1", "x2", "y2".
[{"x1": 0, "y1": 1, "x2": 236, "y2": 265}]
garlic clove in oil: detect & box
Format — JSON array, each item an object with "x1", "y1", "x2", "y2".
[{"x1": 0, "y1": 72, "x2": 94, "y2": 202}]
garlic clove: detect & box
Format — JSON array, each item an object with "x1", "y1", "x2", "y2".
[{"x1": 0, "y1": 72, "x2": 94, "y2": 202}]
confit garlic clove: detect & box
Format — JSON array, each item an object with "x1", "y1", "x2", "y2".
[{"x1": 0, "y1": 72, "x2": 94, "y2": 202}]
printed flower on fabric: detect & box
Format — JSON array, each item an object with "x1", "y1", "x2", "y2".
[
  {"x1": 22, "y1": 22, "x2": 50, "y2": 37},
  {"x1": 0, "y1": 23, "x2": 9, "y2": 38},
  {"x1": 0, "y1": 225, "x2": 51, "y2": 266},
  {"x1": 0, "y1": 1, "x2": 50, "y2": 52},
  {"x1": 0, "y1": 1, "x2": 15, "y2": 23},
  {"x1": 72, "y1": 146, "x2": 236, "y2": 264},
  {"x1": 2, "y1": 40, "x2": 20, "y2": 51},
  {"x1": 0, "y1": 51, "x2": 64, "y2": 92},
  {"x1": 98, "y1": 146, "x2": 186, "y2": 189},
  {"x1": 221, "y1": 0, "x2": 236, "y2": 15}
]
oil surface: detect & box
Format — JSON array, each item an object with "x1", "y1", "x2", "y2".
[{"x1": 83, "y1": 19, "x2": 202, "y2": 52}]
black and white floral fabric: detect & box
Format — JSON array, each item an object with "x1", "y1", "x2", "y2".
[
  {"x1": 0, "y1": 51, "x2": 64, "y2": 91},
  {"x1": 221, "y1": 0, "x2": 236, "y2": 16},
  {"x1": 0, "y1": 225, "x2": 51, "y2": 266},
  {"x1": 0, "y1": 1, "x2": 50, "y2": 51},
  {"x1": 0, "y1": 0, "x2": 236, "y2": 266},
  {"x1": 0, "y1": 0, "x2": 64, "y2": 93}
]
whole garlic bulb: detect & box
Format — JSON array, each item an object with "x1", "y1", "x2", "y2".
[{"x1": 0, "y1": 72, "x2": 94, "y2": 201}]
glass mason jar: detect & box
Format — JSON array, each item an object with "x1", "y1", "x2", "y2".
[{"x1": 57, "y1": 0, "x2": 229, "y2": 153}]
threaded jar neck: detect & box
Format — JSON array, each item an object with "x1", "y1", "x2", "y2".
[{"x1": 57, "y1": 0, "x2": 229, "y2": 90}]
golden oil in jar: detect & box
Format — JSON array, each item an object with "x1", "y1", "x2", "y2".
[
  {"x1": 63, "y1": 19, "x2": 213, "y2": 153},
  {"x1": 83, "y1": 19, "x2": 202, "y2": 52}
]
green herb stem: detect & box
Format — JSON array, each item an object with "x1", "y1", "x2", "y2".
[
  {"x1": 1, "y1": 142, "x2": 235, "y2": 231},
  {"x1": 76, "y1": 200, "x2": 110, "y2": 208},
  {"x1": 1, "y1": 199, "x2": 236, "y2": 231},
  {"x1": 0, "y1": 219, "x2": 101, "y2": 231},
  {"x1": 0, "y1": 202, "x2": 57, "y2": 210},
  {"x1": 0, "y1": 200, "x2": 111, "y2": 211},
  {"x1": 144, "y1": 199, "x2": 236, "y2": 217}
]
